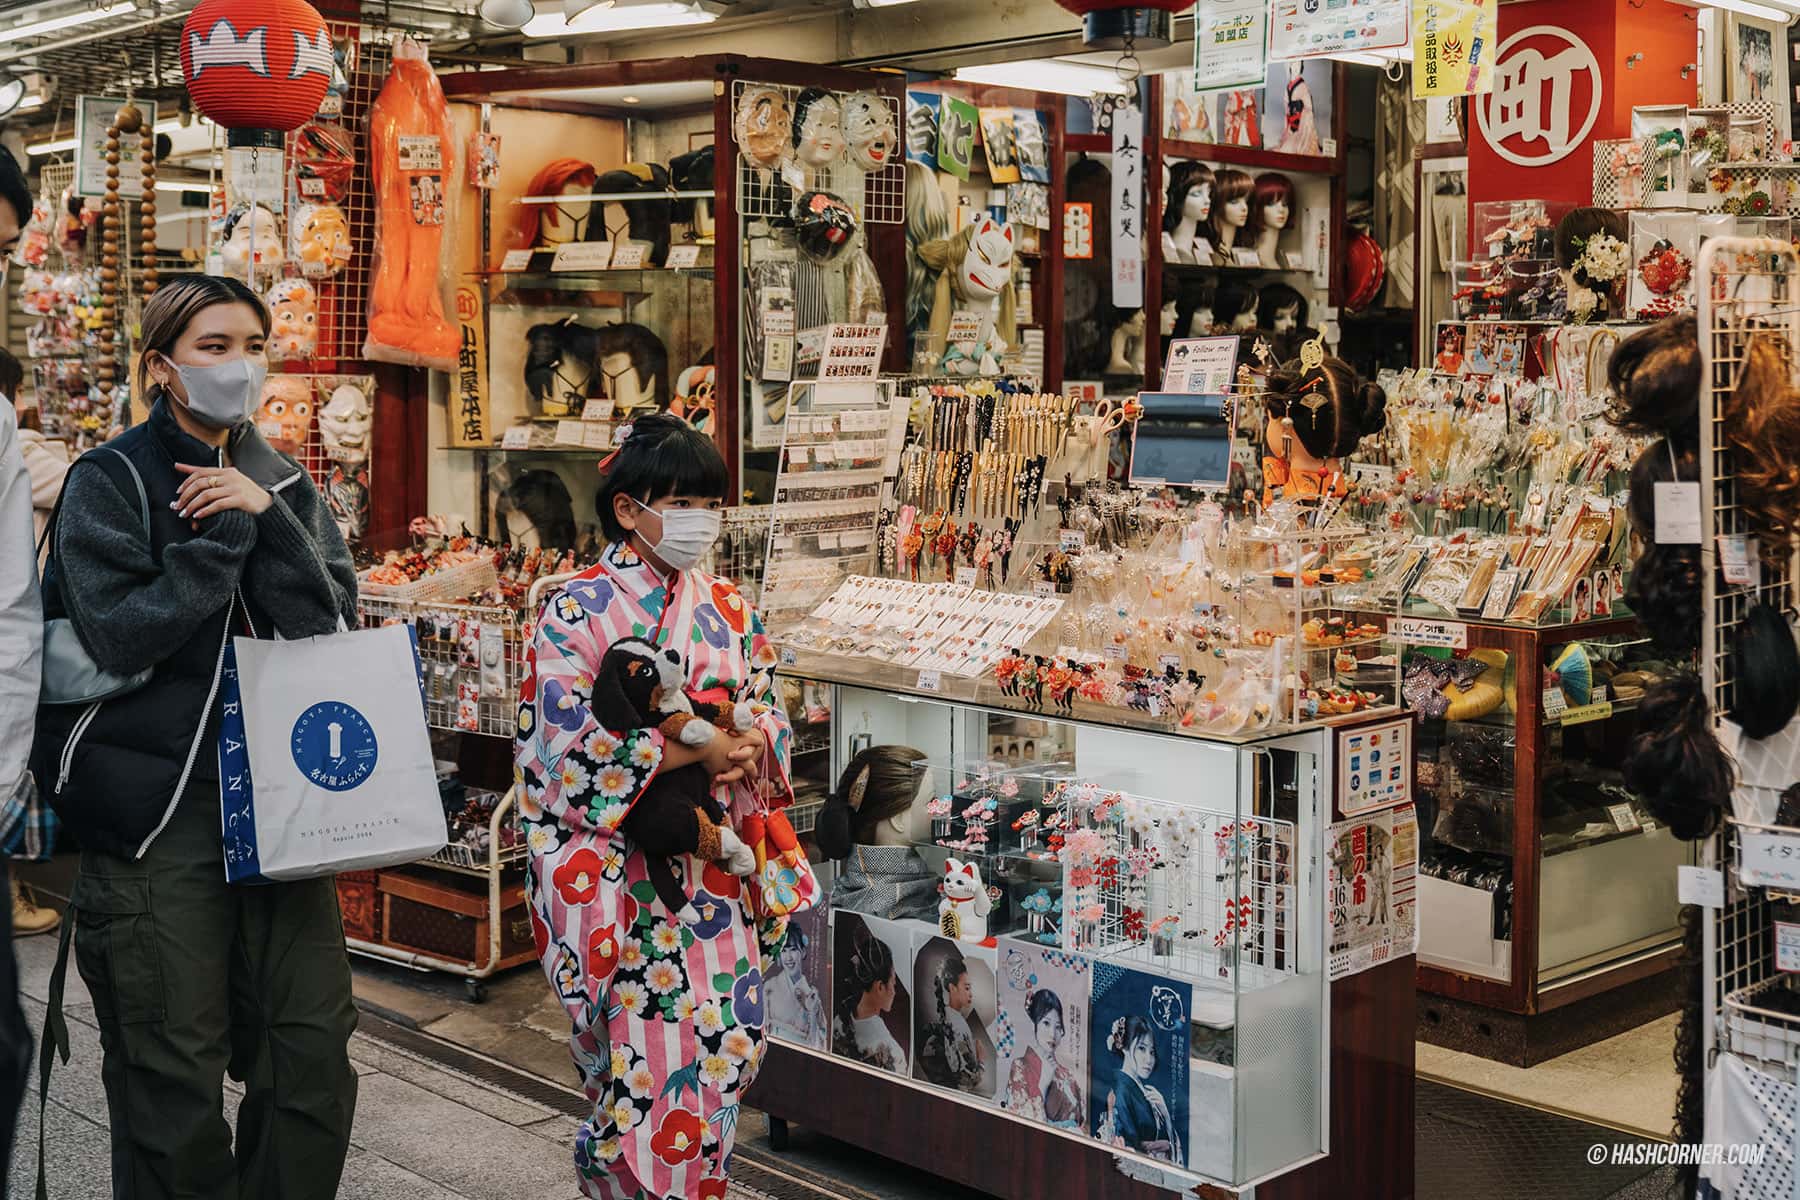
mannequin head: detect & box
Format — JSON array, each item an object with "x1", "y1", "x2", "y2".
[
  {"x1": 1258, "y1": 282, "x2": 1308, "y2": 335},
  {"x1": 1215, "y1": 281, "x2": 1259, "y2": 332},
  {"x1": 1264, "y1": 348, "x2": 1388, "y2": 468},
  {"x1": 735, "y1": 87, "x2": 793, "y2": 170},
  {"x1": 814, "y1": 745, "x2": 931, "y2": 856},
  {"x1": 496, "y1": 468, "x2": 577, "y2": 550},
  {"x1": 1160, "y1": 298, "x2": 1178, "y2": 337},
  {"x1": 594, "y1": 165, "x2": 672, "y2": 266},
  {"x1": 792, "y1": 88, "x2": 845, "y2": 169},
  {"x1": 1162, "y1": 160, "x2": 1215, "y2": 233},
  {"x1": 668, "y1": 145, "x2": 715, "y2": 240},
  {"x1": 844, "y1": 92, "x2": 898, "y2": 172},
  {"x1": 524, "y1": 319, "x2": 598, "y2": 419},
  {"x1": 1209, "y1": 169, "x2": 1255, "y2": 245},
  {"x1": 1253, "y1": 172, "x2": 1296, "y2": 233},
  {"x1": 514, "y1": 158, "x2": 597, "y2": 251},
  {"x1": 1173, "y1": 280, "x2": 1215, "y2": 340},
  {"x1": 597, "y1": 322, "x2": 672, "y2": 413}
]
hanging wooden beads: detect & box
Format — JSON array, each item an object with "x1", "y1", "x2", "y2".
[
  {"x1": 139, "y1": 112, "x2": 157, "y2": 297},
  {"x1": 96, "y1": 103, "x2": 142, "y2": 414}
]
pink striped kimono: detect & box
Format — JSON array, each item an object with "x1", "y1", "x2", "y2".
[{"x1": 514, "y1": 541, "x2": 804, "y2": 1200}]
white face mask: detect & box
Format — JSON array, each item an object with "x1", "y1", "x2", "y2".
[
  {"x1": 633, "y1": 497, "x2": 722, "y2": 571},
  {"x1": 170, "y1": 356, "x2": 266, "y2": 429}
]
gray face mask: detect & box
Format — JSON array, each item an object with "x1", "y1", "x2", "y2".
[{"x1": 171, "y1": 357, "x2": 267, "y2": 429}]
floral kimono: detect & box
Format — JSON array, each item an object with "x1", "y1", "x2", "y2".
[{"x1": 515, "y1": 542, "x2": 805, "y2": 1200}]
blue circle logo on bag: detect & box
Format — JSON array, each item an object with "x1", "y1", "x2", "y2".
[{"x1": 291, "y1": 702, "x2": 379, "y2": 792}]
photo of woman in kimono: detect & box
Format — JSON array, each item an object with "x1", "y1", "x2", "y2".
[
  {"x1": 1004, "y1": 989, "x2": 1084, "y2": 1128},
  {"x1": 1276, "y1": 62, "x2": 1322, "y2": 157},
  {"x1": 765, "y1": 916, "x2": 828, "y2": 1049},
  {"x1": 832, "y1": 915, "x2": 910, "y2": 1072},
  {"x1": 914, "y1": 945, "x2": 996, "y2": 1096},
  {"x1": 1100, "y1": 1016, "x2": 1182, "y2": 1162},
  {"x1": 515, "y1": 413, "x2": 812, "y2": 1200}
]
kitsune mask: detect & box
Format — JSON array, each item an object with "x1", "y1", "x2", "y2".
[{"x1": 959, "y1": 215, "x2": 1015, "y2": 299}]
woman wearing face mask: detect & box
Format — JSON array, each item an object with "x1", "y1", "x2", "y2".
[
  {"x1": 516, "y1": 412, "x2": 805, "y2": 1200},
  {"x1": 42, "y1": 274, "x2": 358, "y2": 1197}
]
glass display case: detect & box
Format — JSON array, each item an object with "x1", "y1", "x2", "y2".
[
  {"x1": 751, "y1": 663, "x2": 1415, "y2": 1196},
  {"x1": 1400, "y1": 616, "x2": 1693, "y2": 1064}
]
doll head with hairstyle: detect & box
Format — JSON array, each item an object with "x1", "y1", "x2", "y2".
[
  {"x1": 1208, "y1": 168, "x2": 1256, "y2": 249},
  {"x1": 814, "y1": 745, "x2": 931, "y2": 858},
  {"x1": 1213, "y1": 280, "x2": 1259, "y2": 332},
  {"x1": 1263, "y1": 342, "x2": 1388, "y2": 466},
  {"x1": 1163, "y1": 160, "x2": 1215, "y2": 234},
  {"x1": 1258, "y1": 282, "x2": 1308, "y2": 334},
  {"x1": 1253, "y1": 172, "x2": 1296, "y2": 232}
]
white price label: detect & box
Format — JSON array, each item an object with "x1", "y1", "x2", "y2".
[
  {"x1": 955, "y1": 567, "x2": 977, "y2": 587},
  {"x1": 1778, "y1": 922, "x2": 1800, "y2": 972},
  {"x1": 666, "y1": 244, "x2": 701, "y2": 270},
  {"x1": 1231, "y1": 248, "x2": 1263, "y2": 269},
  {"x1": 1720, "y1": 535, "x2": 1759, "y2": 587},
  {"x1": 499, "y1": 248, "x2": 535, "y2": 271},
  {"x1": 500, "y1": 425, "x2": 533, "y2": 449},
  {"x1": 1542, "y1": 687, "x2": 1568, "y2": 719},
  {"x1": 581, "y1": 397, "x2": 615, "y2": 422},
  {"x1": 1391, "y1": 618, "x2": 1467, "y2": 649},
  {"x1": 550, "y1": 241, "x2": 614, "y2": 271},
  {"x1": 1607, "y1": 803, "x2": 1641, "y2": 832},
  {"x1": 779, "y1": 646, "x2": 798, "y2": 666},
  {"x1": 916, "y1": 669, "x2": 943, "y2": 693},
  {"x1": 1653, "y1": 482, "x2": 1702, "y2": 545},
  {"x1": 1677, "y1": 864, "x2": 1726, "y2": 908},
  {"x1": 396, "y1": 135, "x2": 443, "y2": 171},
  {"x1": 1059, "y1": 530, "x2": 1086, "y2": 552},
  {"x1": 554, "y1": 420, "x2": 586, "y2": 446},
  {"x1": 611, "y1": 244, "x2": 648, "y2": 270},
  {"x1": 1741, "y1": 829, "x2": 1800, "y2": 889},
  {"x1": 1032, "y1": 581, "x2": 1056, "y2": 598}
]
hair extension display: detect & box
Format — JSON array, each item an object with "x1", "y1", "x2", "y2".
[
  {"x1": 1606, "y1": 314, "x2": 1699, "y2": 443},
  {"x1": 815, "y1": 745, "x2": 928, "y2": 859},
  {"x1": 1263, "y1": 353, "x2": 1388, "y2": 461},
  {"x1": 1621, "y1": 673, "x2": 1734, "y2": 840},
  {"x1": 1729, "y1": 603, "x2": 1800, "y2": 738},
  {"x1": 593, "y1": 165, "x2": 673, "y2": 266},
  {"x1": 1724, "y1": 333, "x2": 1800, "y2": 554},
  {"x1": 1624, "y1": 438, "x2": 1703, "y2": 656}
]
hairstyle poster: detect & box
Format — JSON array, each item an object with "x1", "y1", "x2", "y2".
[
  {"x1": 830, "y1": 911, "x2": 915, "y2": 1075},
  {"x1": 995, "y1": 940, "x2": 1090, "y2": 1132},
  {"x1": 1089, "y1": 962, "x2": 1191, "y2": 1167},
  {"x1": 1261, "y1": 59, "x2": 1334, "y2": 157},
  {"x1": 911, "y1": 935, "x2": 999, "y2": 1100},
  {"x1": 766, "y1": 904, "x2": 830, "y2": 1051}
]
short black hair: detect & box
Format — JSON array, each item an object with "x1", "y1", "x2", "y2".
[
  {"x1": 0, "y1": 147, "x2": 31, "y2": 244},
  {"x1": 0, "y1": 346, "x2": 22, "y2": 400},
  {"x1": 595, "y1": 412, "x2": 729, "y2": 543}
]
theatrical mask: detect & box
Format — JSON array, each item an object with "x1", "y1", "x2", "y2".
[
  {"x1": 319, "y1": 382, "x2": 373, "y2": 464},
  {"x1": 844, "y1": 92, "x2": 897, "y2": 172},
  {"x1": 734, "y1": 87, "x2": 793, "y2": 171}
]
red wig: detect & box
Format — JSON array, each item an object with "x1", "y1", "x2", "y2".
[
  {"x1": 510, "y1": 157, "x2": 597, "y2": 251},
  {"x1": 1252, "y1": 172, "x2": 1296, "y2": 232}
]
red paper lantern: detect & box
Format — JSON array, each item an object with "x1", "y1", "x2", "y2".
[
  {"x1": 1342, "y1": 231, "x2": 1387, "y2": 314},
  {"x1": 180, "y1": 0, "x2": 333, "y2": 146},
  {"x1": 1053, "y1": 0, "x2": 1194, "y2": 49}
]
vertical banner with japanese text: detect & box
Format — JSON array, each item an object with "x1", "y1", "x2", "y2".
[
  {"x1": 1413, "y1": 0, "x2": 1497, "y2": 98},
  {"x1": 450, "y1": 284, "x2": 490, "y2": 448},
  {"x1": 1111, "y1": 104, "x2": 1144, "y2": 308},
  {"x1": 1195, "y1": 0, "x2": 1269, "y2": 93}
]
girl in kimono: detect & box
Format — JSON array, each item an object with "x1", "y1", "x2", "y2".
[
  {"x1": 917, "y1": 951, "x2": 986, "y2": 1092},
  {"x1": 764, "y1": 925, "x2": 827, "y2": 1047},
  {"x1": 1102, "y1": 1016, "x2": 1181, "y2": 1162},
  {"x1": 832, "y1": 923, "x2": 906, "y2": 1072},
  {"x1": 1005, "y1": 989, "x2": 1084, "y2": 1128},
  {"x1": 515, "y1": 414, "x2": 810, "y2": 1200}
]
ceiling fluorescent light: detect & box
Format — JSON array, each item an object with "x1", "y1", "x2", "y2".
[
  {"x1": 26, "y1": 136, "x2": 77, "y2": 156},
  {"x1": 154, "y1": 180, "x2": 214, "y2": 194},
  {"x1": 0, "y1": 2, "x2": 137, "y2": 48},
  {"x1": 852, "y1": 0, "x2": 923, "y2": 8},
  {"x1": 954, "y1": 60, "x2": 1131, "y2": 98},
  {"x1": 1678, "y1": 0, "x2": 1800, "y2": 20},
  {"x1": 523, "y1": 0, "x2": 715, "y2": 36}
]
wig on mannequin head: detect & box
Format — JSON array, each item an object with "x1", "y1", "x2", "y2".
[
  {"x1": 1625, "y1": 437, "x2": 1703, "y2": 655},
  {"x1": 1258, "y1": 282, "x2": 1308, "y2": 333},
  {"x1": 904, "y1": 161, "x2": 951, "y2": 335},
  {"x1": 1554, "y1": 207, "x2": 1627, "y2": 286},
  {"x1": 511, "y1": 158, "x2": 596, "y2": 251},
  {"x1": 1621, "y1": 672, "x2": 1733, "y2": 841},
  {"x1": 1607, "y1": 313, "x2": 1699, "y2": 443},
  {"x1": 1171, "y1": 278, "x2": 1214, "y2": 340},
  {"x1": 1161, "y1": 160, "x2": 1215, "y2": 235},
  {"x1": 1263, "y1": 351, "x2": 1388, "y2": 460},
  {"x1": 815, "y1": 745, "x2": 929, "y2": 859},
  {"x1": 495, "y1": 469, "x2": 577, "y2": 550},
  {"x1": 595, "y1": 322, "x2": 673, "y2": 412},
  {"x1": 668, "y1": 145, "x2": 715, "y2": 226},
  {"x1": 1252, "y1": 172, "x2": 1296, "y2": 228},
  {"x1": 1724, "y1": 332, "x2": 1800, "y2": 552},
  {"x1": 1730, "y1": 603, "x2": 1800, "y2": 739},
  {"x1": 1212, "y1": 280, "x2": 1259, "y2": 331},
  {"x1": 1207, "y1": 168, "x2": 1257, "y2": 245},
  {"x1": 524, "y1": 318, "x2": 599, "y2": 416},
  {"x1": 593, "y1": 165, "x2": 673, "y2": 266}
]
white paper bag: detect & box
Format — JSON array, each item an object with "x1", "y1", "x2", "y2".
[{"x1": 218, "y1": 624, "x2": 446, "y2": 883}]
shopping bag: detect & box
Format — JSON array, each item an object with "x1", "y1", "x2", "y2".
[
  {"x1": 740, "y1": 800, "x2": 820, "y2": 921},
  {"x1": 218, "y1": 624, "x2": 447, "y2": 883}
]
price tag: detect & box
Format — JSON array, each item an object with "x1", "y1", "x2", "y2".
[
  {"x1": 611, "y1": 243, "x2": 648, "y2": 270},
  {"x1": 955, "y1": 567, "x2": 977, "y2": 587},
  {"x1": 666, "y1": 244, "x2": 701, "y2": 270},
  {"x1": 1678, "y1": 864, "x2": 1726, "y2": 908},
  {"x1": 917, "y1": 669, "x2": 943, "y2": 693},
  {"x1": 1560, "y1": 700, "x2": 1614, "y2": 726},
  {"x1": 582, "y1": 397, "x2": 615, "y2": 422},
  {"x1": 550, "y1": 240, "x2": 614, "y2": 271},
  {"x1": 499, "y1": 248, "x2": 535, "y2": 271},
  {"x1": 582, "y1": 423, "x2": 612, "y2": 450},
  {"x1": 1059, "y1": 530, "x2": 1086, "y2": 552},
  {"x1": 1282, "y1": 251, "x2": 1307, "y2": 271},
  {"x1": 1390, "y1": 618, "x2": 1467, "y2": 649},
  {"x1": 1032, "y1": 581, "x2": 1056, "y2": 598},
  {"x1": 1231, "y1": 248, "x2": 1263, "y2": 269},
  {"x1": 1541, "y1": 687, "x2": 1567, "y2": 720},
  {"x1": 1607, "y1": 803, "x2": 1641, "y2": 832},
  {"x1": 1740, "y1": 828, "x2": 1800, "y2": 889},
  {"x1": 1321, "y1": 137, "x2": 1338, "y2": 157},
  {"x1": 1777, "y1": 923, "x2": 1800, "y2": 972},
  {"x1": 1103, "y1": 643, "x2": 1126, "y2": 661},
  {"x1": 554, "y1": 420, "x2": 586, "y2": 446},
  {"x1": 396, "y1": 134, "x2": 443, "y2": 171},
  {"x1": 500, "y1": 425, "x2": 533, "y2": 449},
  {"x1": 1159, "y1": 654, "x2": 1182, "y2": 673},
  {"x1": 1653, "y1": 482, "x2": 1702, "y2": 545},
  {"x1": 1720, "y1": 535, "x2": 1759, "y2": 587}
]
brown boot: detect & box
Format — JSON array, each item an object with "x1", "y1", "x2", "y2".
[{"x1": 12, "y1": 879, "x2": 58, "y2": 937}]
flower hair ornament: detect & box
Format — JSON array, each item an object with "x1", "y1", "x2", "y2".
[
  {"x1": 1636, "y1": 238, "x2": 1692, "y2": 318},
  {"x1": 596, "y1": 421, "x2": 635, "y2": 472}
]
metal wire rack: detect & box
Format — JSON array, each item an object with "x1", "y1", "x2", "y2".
[
  {"x1": 360, "y1": 593, "x2": 526, "y2": 739},
  {"x1": 712, "y1": 504, "x2": 772, "y2": 609},
  {"x1": 729, "y1": 80, "x2": 903, "y2": 225}
]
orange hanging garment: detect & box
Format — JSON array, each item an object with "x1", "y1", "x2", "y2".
[{"x1": 364, "y1": 37, "x2": 460, "y2": 372}]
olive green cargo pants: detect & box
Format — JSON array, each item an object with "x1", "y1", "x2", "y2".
[{"x1": 56, "y1": 788, "x2": 359, "y2": 1199}]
